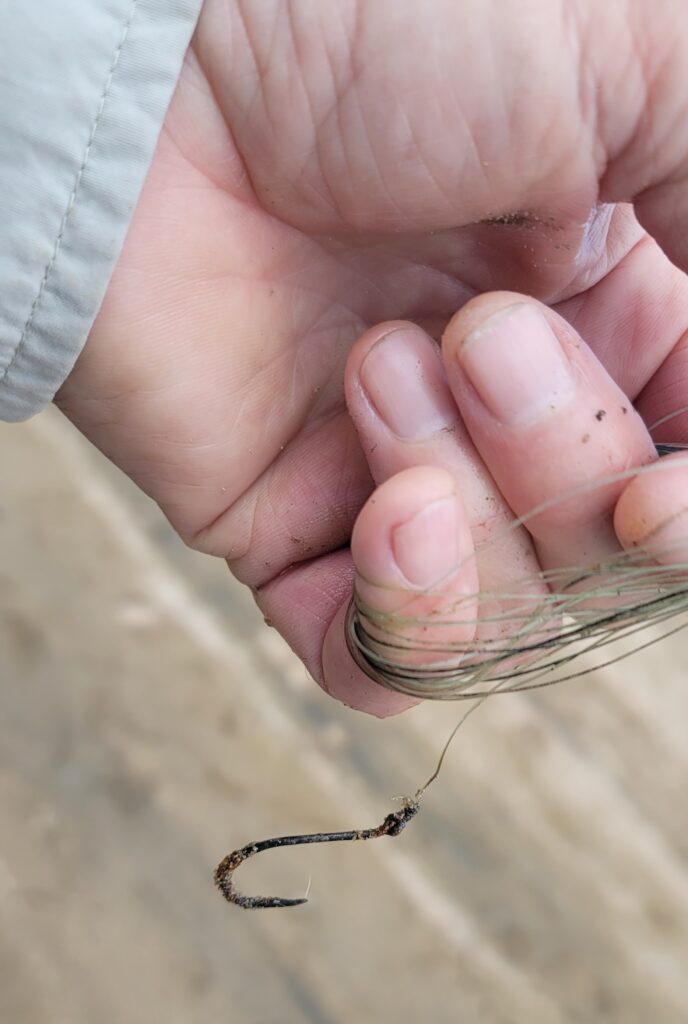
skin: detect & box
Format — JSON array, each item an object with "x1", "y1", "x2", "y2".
[{"x1": 56, "y1": 0, "x2": 688, "y2": 716}]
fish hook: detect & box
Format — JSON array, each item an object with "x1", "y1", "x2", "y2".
[{"x1": 214, "y1": 798, "x2": 420, "y2": 909}]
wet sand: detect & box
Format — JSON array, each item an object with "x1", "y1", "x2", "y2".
[{"x1": 1, "y1": 408, "x2": 687, "y2": 1023}]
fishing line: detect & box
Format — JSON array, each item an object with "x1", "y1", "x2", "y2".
[{"x1": 215, "y1": 444, "x2": 688, "y2": 908}]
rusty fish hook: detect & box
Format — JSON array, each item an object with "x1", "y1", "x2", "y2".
[{"x1": 214, "y1": 798, "x2": 420, "y2": 909}]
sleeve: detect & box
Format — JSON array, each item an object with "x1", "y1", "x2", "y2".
[{"x1": 0, "y1": 0, "x2": 203, "y2": 422}]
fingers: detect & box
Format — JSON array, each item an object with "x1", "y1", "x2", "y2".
[
  {"x1": 614, "y1": 452, "x2": 688, "y2": 565},
  {"x1": 337, "y1": 319, "x2": 548, "y2": 708},
  {"x1": 555, "y1": 231, "x2": 688, "y2": 403},
  {"x1": 349, "y1": 466, "x2": 479, "y2": 668},
  {"x1": 549, "y1": 211, "x2": 688, "y2": 450},
  {"x1": 308, "y1": 466, "x2": 480, "y2": 715},
  {"x1": 344, "y1": 320, "x2": 463, "y2": 485},
  {"x1": 635, "y1": 180, "x2": 688, "y2": 289},
  {"x1": 634, "y1": 329, "x2": 688, "y2": 447},
  {"x1": 441, "y1": 294, "x2": 657, "y2": 572},
  {"x1": 333, "y1": 290, "x2": 677, "y2": 711},
  {"x1": 344, "y1": 321, "x2": 543, "y2": 591}
]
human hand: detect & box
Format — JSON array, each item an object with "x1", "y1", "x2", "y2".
[{"x1": 56, "y1": 0, "x2": 688, "y2": 715}]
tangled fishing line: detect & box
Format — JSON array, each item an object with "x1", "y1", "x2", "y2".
[{"x1": 215, "y1": 443, "x2": 688, "y2": 909}]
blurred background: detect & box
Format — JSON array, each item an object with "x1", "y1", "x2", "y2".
[{"x1": 1, "y1": 407, "x2": 687, "y2": 1024}]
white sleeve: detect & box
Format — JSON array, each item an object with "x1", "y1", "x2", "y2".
[{"x1": 0, "y1": 0, "x2": 203, "y2": 421}]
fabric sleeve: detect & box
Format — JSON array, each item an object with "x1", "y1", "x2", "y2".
[{"x1": 0, "y1": 0, "x2": 203, "y2": 422}]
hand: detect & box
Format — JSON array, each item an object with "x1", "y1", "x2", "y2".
[{"x1": 56, "y1": 0, "x2": 688, "y2": 715}]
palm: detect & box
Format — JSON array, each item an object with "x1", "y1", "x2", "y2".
[{"x1": 57, "y1": 1, "x2": 688, "y2": 710}]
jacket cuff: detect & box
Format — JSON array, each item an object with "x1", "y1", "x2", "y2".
[{"x1": 0, "y1": 0, "x2": 203, "y2": 421}]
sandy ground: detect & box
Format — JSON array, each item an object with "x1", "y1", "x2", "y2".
[{"x1": 1, "y1": 408, "x2": 687, "y2": 1024}]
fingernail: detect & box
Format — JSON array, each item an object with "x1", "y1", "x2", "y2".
[
  {"x1": 459, "y1": 304, "x2": 575, "y2": 423},
  {"x1": 392, "y1": 496, "x2": 459, "y2": 587},
  {"x1": 360, "y1": 328, "x2": 457, "y2": 439}
]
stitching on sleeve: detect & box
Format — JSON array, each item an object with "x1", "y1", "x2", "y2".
[{"x1": 0, "y1": 0, "x2": 139, "y2": 386}]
